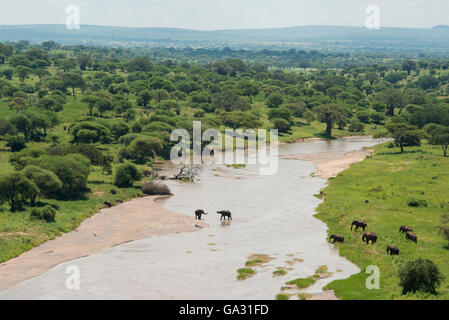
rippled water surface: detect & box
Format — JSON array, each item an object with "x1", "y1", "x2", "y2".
[{"x1": 0, "y1": 137, "x2": 383, "y2": 299}]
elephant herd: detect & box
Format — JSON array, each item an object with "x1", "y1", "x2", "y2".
[
  {"x1": 328, "y1": 220, "x2": 419, "y2": 256},
  {"x1": 195, "y1": 209, "x2": 233, "y2": 220}
]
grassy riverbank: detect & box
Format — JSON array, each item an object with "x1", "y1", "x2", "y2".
[{"x1": 316, "y1": 142, "x2": 449, "y2": 299}]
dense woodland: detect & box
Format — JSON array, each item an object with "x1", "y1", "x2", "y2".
[{"x1": 1, "y1": 41, "x2": 449, "y2": 293}]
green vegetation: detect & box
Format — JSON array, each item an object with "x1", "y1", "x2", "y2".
[
  {"x1": 273, "y1": 269, "x2": 287, "y2": 277},
  {"x1": 399, "y1": 258, "x2": 444, "y2": 294},
  {"x1": 245, "y1": 259, "x2": 264, "y2": 267},
  {"x1": 275, "y1": 293, "x2": 290, "y2": 300},
  {"x1": 2, "y1": 39, "x2": 449, "y2": 286},
  {"x1": 316, "y1": 142, "x2": 449, "y2": 299},
  {"x1": 236, "y1": 268, "x2": 256, "y2": 280},
  {"x1": 285, "y1": 277, "x2": 316, "y2": 289}
]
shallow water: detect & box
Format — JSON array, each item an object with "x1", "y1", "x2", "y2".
[{"x1": 0, "y1": 137, "x2": 383, "y2": 300}]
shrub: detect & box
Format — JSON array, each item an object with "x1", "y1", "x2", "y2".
[
  {"x1": 348, "y1": 119, "x2": 365, "y2": 132},
  {"x1": 119, "y1": 137, "x2": 163, "y2": 164},
  {"x1": 114, "y1": 163, "x2": 142, "y2": 187},
  {"x1": 142, "y1": 181, "x2": 172, "y2": 195},
  {"x1": 407, "y1": 198, "x2": 428, "y2": 207},
  {"x1": 272, "y1": 118, "x2": 291, "y2": 133},
  {"x1": 22, "y1": 165, "x2": 63, "y2": 198},
  {"x1": 30, "y1": 206, "x2": 56, "y2": 222},
  {"x1": 6, "y1": 135, "x2": 27, "y2": 152},
  {"x1": 399, "y1": 258, "x2": 443, "y2": 294},
  {"x1": 39, "y1": 154, "x2": 91, "y2": 199}
]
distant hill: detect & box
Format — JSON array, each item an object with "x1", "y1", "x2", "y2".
[{"x1": 1, "y1": 24, "x2": 449, "y2": 52}]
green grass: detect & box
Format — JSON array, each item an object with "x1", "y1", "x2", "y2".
[
  {"x1": 316, "y1": 141, "x2": 449, "y2": 299},
  {"x1": 273, "y1": 269, "x2": 287, "y2": 277},
  {"x1": 245, "y1": 259, "x2": 264, "y2": 266},
  {"x1": 275, "y1": 293, "x2": 290, "y2": 300},
  {"x1": 285, "y1": 277, "x2": 316, "y2": 289},
  {"x1": 236, "y1": 267, "x2": 256, "y2": 280}
]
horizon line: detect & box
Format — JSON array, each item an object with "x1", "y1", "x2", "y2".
[{"x1": 0, "y1": 23, "x2": 447, "y2": 32}]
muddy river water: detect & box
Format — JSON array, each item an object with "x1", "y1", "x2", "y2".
[{"x1": 0, "y1": 137, "x2": 383, "y2": 299}]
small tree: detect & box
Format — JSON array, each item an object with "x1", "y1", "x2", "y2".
[
  {"x1": 6, "y1": 135, "x2": 26, "y2": 152},
  {"x1": 399, "y1": 258, "x2": 443, "y2": 294},
  {"x1": 81, "y1": 95, "x2": 100, "y2": 116},
  {"x1": 120, "y1": 137, "x2": 163, "y2": 164},
  {"x1": 238, "y1": 80, "x2": 259, "y2": 104},
  {"x1": 348, "y1": 119, "x2": 364, "y2": 132},
  {"x1": 382, "y1": 123, "x2": 423, "y2": 153},
  {"x1": 430, "y1": 127, "x2": 449, "y2": 157},
  {"x1": 114, "y1": 163, "x2": 143, "y2": 187},
  {"x1": 272, "y1": 118, "x2": 291, "y2": 133},
  {"x1": 267, "y1": 93, "x2": 283, "y2": 108},
  {"x1": 0, "y1": 172, "x2": 39, "y2": 211},
  {"x1": 434, "y1": 133, "x2": 449, "y2": 157},
  {"x1": 22, "y1": 165, "x2": 63, "y2": 198},
  {"x1": 303, "y1": 109, "x2": 315, "y2": 123}
]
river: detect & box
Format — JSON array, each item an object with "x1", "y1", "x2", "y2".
[{"x1": 0, "y1": 137, "x2": 383, "y2": 299}]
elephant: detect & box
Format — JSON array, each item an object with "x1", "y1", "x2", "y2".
[
  {"x1": 195, "y1": 209, "x2": 208, "y2": 220},
  {"x1": 351, "y1": 220, "x2": 367, "y2": 232},
  {"x1": 329, "y1": 234, "x2": 344, "y2": 243},
  {"x1": 104, "y1": 201, "x2": 112, "y2": 208},
  {"x1": 217, "y1": 210, "x2": 232, "y2": 220},
  {"x1": 387, "y1": 245, "x2": 400, "y2": 255},
  {"x1": 406, "y1": 231, "x2": 418, "y2": 243},
  {"x1": 399, "y1": 225, "x2": 413, "y2": 233},
  {"x1": 362, "y1": 232, "x2": 377, "y2": 244}
]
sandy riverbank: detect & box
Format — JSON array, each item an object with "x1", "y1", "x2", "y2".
[
  {"x1": 0, "y1": 196, "x2": 207, "y2": 292},
  {"x1": 281, "y1": 149, "x2": 374, "y2": 179}
]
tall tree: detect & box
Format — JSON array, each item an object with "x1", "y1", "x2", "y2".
[{"x1": 313, "y1": 104, "x2": 347, "y2": 137}]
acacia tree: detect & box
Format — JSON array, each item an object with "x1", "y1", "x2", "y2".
[
  {"x1": 63, "y1": 72, "x2": 86, "y2": 96},
  {"x1": 81, "y1": 95, "x2": 100, "y2": 116},
  {"x1": 238, "y1": 80, "x2": 259, "y2": 104},
  {"x1": 382, "y1": 123, "x2": 424, "y2": 153},
  {"x1": 431, "y1": 127, "x2": 449, "y2": 157},
  {"x1": 380, "y1": 89, "x2": 407, "y2": 116},
  {"x1": 402, "y1": 60, "x2": 417, "y2": 76},
  {"x1": 313, "y1": 104, "x2": 347, "y2": 137},
  {"x1": 0, "y1": 172, "x2": 39, "y2": 211}
]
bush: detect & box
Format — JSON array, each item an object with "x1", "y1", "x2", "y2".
[
  {"x1": 407, "y1": 198, "x2": 428, "y2": 207},
  {"x1": 22, "y1": 165, "x2": 63, "y2": 198},
  {"x1": 30, "y1": 206, "x2": 56, "y2": 222},
  {"x1": 119, "y1": 137, "x2": 163, "y2": 164},
  {"x1": 399, "y1": 258, "x2": 443, "y2": 294},
  {"x1": 114, "y1": 163, "x2": 142, "y2": 187},
  {"x1": 39, "y1": 154, "x2": 91, "y2": 199},
  {"x1": 142, "y1": 181, "x2": 172, "y2": 195},
  {"x1": 272, "y1": 118, "x2": 291, "y2": 133},
  {"x1": 6, "y1": 135, "x2": 26, "y2": 152},
  {"x1": 348, "y1": 119, "x2": 365, "y2": 132}
]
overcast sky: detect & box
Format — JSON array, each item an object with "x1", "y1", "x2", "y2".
[{"x1": 1, "y1": 0, "x2": 448, "y2": 30}]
